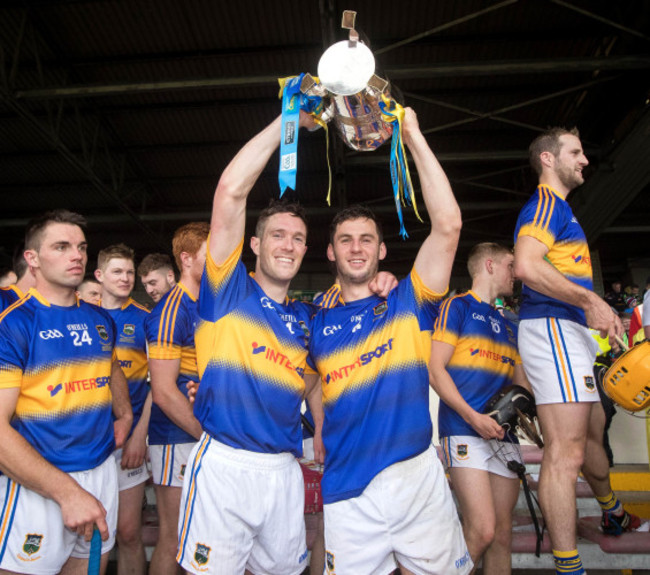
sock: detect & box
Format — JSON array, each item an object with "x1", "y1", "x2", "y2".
[
  {"x1": 596, "y1": 491, "x2": 623, "y2": 515},
  {"x1": 553, "y1": 549, "x2": 586, "y2": 574}
]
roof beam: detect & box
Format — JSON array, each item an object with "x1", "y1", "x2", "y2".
[{"x1": 12, "y1": 56, "x2": 650, "y2": 100}]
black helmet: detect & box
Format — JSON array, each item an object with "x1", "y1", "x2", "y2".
[{"x1": 483, "y1": 385, "x2": 544, "y2": 448}]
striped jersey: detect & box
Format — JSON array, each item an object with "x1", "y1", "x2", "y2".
[
  {"x1": 308, "y1": 271, "x2": 443, "y2": 504},
  {"x1": 194, "y1": 241, "x2": 315, "y2": 457},
  {"x1": 515, "y1": 185, "x2": 593, "y2": 325},
  {"x1": 0, "y1": 285, "x2": 23, "y2": 313},
  {"x1": 432, "y1": 291, "x2": 521, "y2": 439},
  {"x1": 0, "y1": 288, "x2": 116, "y2": 472},
  {"x1": 105, "y1": 298, "x2": 149, "y2": 435},
  {"x1": 145, "y1": 283, "x2": 199, "y2": 445}
]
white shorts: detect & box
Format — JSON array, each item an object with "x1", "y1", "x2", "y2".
[
  {"x1": 113, "y1": 447, "x2": 150, "y2": 491},
  {"x1": 0, "y1": 456, "x2": 118, "y2": 574},
  {"x1": 519, "y1": 317, "x2": 600, "y2": 405},
  {"x1": 177, "y1": 434, "x2": 308, "y2": 575},
  {"x1": 323, "y1": 445, "x2": 472, "y2": 575},
  {"x1": 440, "y1": 436, "x2": 520, "y2": 479},
  {"x1": 149, "y1": 442, "x2": 196, "y2": 487}
]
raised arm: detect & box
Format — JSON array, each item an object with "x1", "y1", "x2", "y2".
[
  {"x1": 210, "y1": 112, "x2": 317, "y2": 265},
  {"x1": 405, "y1": 108, "x2": 462, "y2": 293},
  {"x1": 514, "y1": 235, "x2": 621, "y2": 338},
  {"x1": 0, "y1": 387, "x2": 110, "y2": 541}
]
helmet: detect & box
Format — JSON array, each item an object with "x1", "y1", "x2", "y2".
[
  {"x1": 483, "y1": 385, "x2": 544, "y2": 448},
  {"x1": 604, "y1": 340, "x2": 650, "y2": 412}
]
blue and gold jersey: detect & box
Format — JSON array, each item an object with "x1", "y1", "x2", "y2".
[
  {"x1": 515, "y1": 185, "x2": 593, "y2": 325},
  {"x1": 194, "y1": 241, "x2": 314, "y2": 457},
  {"x1": 105, "y1": 298, "x2": 149, "y2": 435},
  {"x1": 145, "y1": 283, "x2": 199, "y2": 445},
  {"x1": 433, "y1": 291, "x2": 521, "y2": 439},
  {"x1": 0, "y1": 289, "x2": 116, "y2": 472},
  {"x1": 308, "y1": 271, "x2": 443, "y2": 504},
  {"x1": 0, "y1": 285, "x2": 23, "y2": 313}
]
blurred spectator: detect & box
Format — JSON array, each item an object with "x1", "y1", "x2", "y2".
[
  {"x1": 605, "y1": 280, "x2": 626, "y2": 313},
  {"x1": 0, "y1": 267, "x2": 17, "y2": 287},
  {"x1": 624, "y1": 283, "x2": 642, "y2": 308}
]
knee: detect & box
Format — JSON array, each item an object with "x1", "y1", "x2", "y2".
[
  {"x1": 117, "y1": 521, "x2": 142, "y2": 548},
  {"x1": 544, "y1": 440, "x2": 585, "y2": 474},
  {"x1": 466, "y1": 521, "x2": 496, "y2": 555}
]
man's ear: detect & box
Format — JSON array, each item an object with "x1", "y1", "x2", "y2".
[
  {"x1": 327, "y1": 244, "x2": 335, "y2": 263},
  {"x1": 540, "y1": 150, "x2": 554, "y2": 169},
  {"x1": 94, "y1": 268, "x2": 103, "y2": 282},
  {"x1": 166, "y1": 269, "x2": 175, "y2": 284},
  {"x1": 379, "y1": 242, "x2": 387, "y2": 261},
  {"x1": 24, "y1": 249, "x2": 38, "y2": 270},
  {"x1": 250, "y1": 236, "x2": 260, "y2": 256}
]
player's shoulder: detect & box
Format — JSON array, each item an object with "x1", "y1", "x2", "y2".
[
  {"x1": 126, "y1": 298, "x2": 151, "y2": 316},
  {"x1": 0, "y1": 291, "x2": 35, "y2": 327}
]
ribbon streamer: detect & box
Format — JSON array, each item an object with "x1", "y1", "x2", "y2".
[{"x1": 379, "y1": 95, "x2": 423, "y2": 239}]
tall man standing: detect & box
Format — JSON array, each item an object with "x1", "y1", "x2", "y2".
[
  {"x1": 95, "y1": 243, "x2": 151, "y2": 575},
  {"x1": 308, "y1": 108, "x2": 471, "y2": 575},
  {"x1": 146, "y1": 223, "x2": 206, "y2": 575},
  {"x1": 514, "y1": 128, "x2": 631, "y2": 575},
  {"x1": 0, "y1": 210, "x2": 132, "y2": 575}
]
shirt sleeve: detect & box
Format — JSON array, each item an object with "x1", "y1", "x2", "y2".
[{"x1": 432, "y1": 297, "x2": 463, "y2": 348}]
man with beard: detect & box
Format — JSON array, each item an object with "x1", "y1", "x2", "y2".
[
  {"x1": 513, "y1": 128, "x2": 634, "y2": 575},
  {"x1": 308, "y1": 108, "x2": 471, "y2": 575}
]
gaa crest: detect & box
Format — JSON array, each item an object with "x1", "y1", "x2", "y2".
[
  {"x1": 96, "y1": 324, "x2": 109, "y2": 341},
  {"x1": 326, "y1": 551, "x2": 335, "y2": 572},
  {"x1": 194, "y1": 543, "x2": 211, "y2": 566},
  {"x1": 457, "y1": 444, "x2": 468, "y2": 459},
  {"x1": 123, "y1": 324, "x2": 135, "y2": 336},
  {"x1": 23, "y1": 533, "x2": 43, "y2": 555},
  {"x1": 584, "y1": 376, "x2": 595, "y2": 391}
]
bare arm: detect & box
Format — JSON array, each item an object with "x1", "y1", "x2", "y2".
[
  {"x1": 429, "y1": 340, "x2": 504, "y2": 440},
  {"x1": 514, "y1": 235, "x2": 622, "y2": 338},
  {"x1": 111, "y1": 360, "x2": 133, "y2": 449},
  {"x1": 304, "y1": 373, "x2": 325, "y2": 464},
  {"x1": 121, "y1": 391, "x2": 152, "y2": 469},
  {"x1": 149, "y1": 358, "x2": 203, "y2": 440},
  {"x1": 404, "y1": 108, "x2": 462, "y2": 293},
  {"x1": 209, "y1": 112, "x2": 317, "y2": 265},
  {"x1": 0, "y1": 387, "x2": 110, "y2": 541},
  {"x1": 513, "y1": 363, "x2": 533, "y2": 394}
]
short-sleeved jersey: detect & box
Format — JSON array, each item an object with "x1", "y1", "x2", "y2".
[
  {"x1": 514, "y1": 185, "x2": 593, "y2": 325},
  {"x1": 105, "y1": 298, "x2": 149, "y2": 435},
  {"x1": 0, "y1": 289, "x2": 116, "y2": 472},
  {"x1": 308, "y1": 271, "x2": 443, "y2": 504},
  {"x1": 145, "y1": 283, "x2": 199, "y2": 445},
  {"x1": 432, "y1": 291, "x2": 521, "y2": 439},
  {"x1": 194, "y1": 241, "x2": 315, "y2": 458},
  {"x1": 0, "y1": 285, "x2": 23, "y2": 313}
]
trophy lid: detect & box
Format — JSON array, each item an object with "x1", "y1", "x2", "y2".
[{"x1": 317, "y1": 40, "x2": 375, "y2": 96}]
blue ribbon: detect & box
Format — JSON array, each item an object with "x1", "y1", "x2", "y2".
[{"x1": 278, "y1": 74, "x2": 324, "y2": 196}]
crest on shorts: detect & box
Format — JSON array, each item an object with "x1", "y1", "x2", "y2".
[
  {"x1": 95, "y1": 324, "x2": 109, "y2": 341},
  {"x1": 23, "y1": 534, "x2": 43, "y2": 555},
  {"x1": 326, "y1": 551, "x2": 335, "y2": 572},
  {"x1": 194, "y1": 543, "x2": 211, "y2": 566},
  {"x1": 457, "y1": 444, "x2": 468, "y2": 458},
  {"x1": 584, "y1": 375, "x2": 595, "y2": 391},
  {"x1": 123, "y1": 324, "x2": 135, "y2": 336}
]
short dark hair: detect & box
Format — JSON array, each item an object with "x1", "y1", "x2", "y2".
[
  {"x1": 138, "y1": 253, "x2": 174, "y2": 277},
  {"x1": 329, "y1": 204, "x2": 383, "y2": 244},
  {"x1": 12, "y1": 242, "x2": 28, "y2": 280},
  {"x1": 25, "y1": 209, "x2": 87, "y2": 251},
  {"x1": 529, "y1": 127, "x2": 580, "y2": 176},
  {"x1": 467, "y1": 242, "x2": 512, "y2": 279},
  {"x1": 255, "y1": 199, "x2": 308, "y2": 238}
]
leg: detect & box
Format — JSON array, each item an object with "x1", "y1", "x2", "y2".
[
  {"x1": 536, "y1": 402, "x2": 591, "y2": 551},
  {"x1": 150, "y1": 484, "x2": 183, "y2": 575},
  {"x1": 116, "y1": 482, "x2": 147, "y2": 575},
  {"x1": 580, "y1": 401, "x2": 613, "y2": 497},
  {"x1": 482, "y1": 473, "x2": 519, "y2": 575},
  {"x1": 60, "y1": 553, "x2": 110, "y2": 575},
  {"x1": 449, "y1": 466, "x2": 496, "y2": 570},
  {"x1": 310, "y1": 512, "x2": 325, "y2": 575}
]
